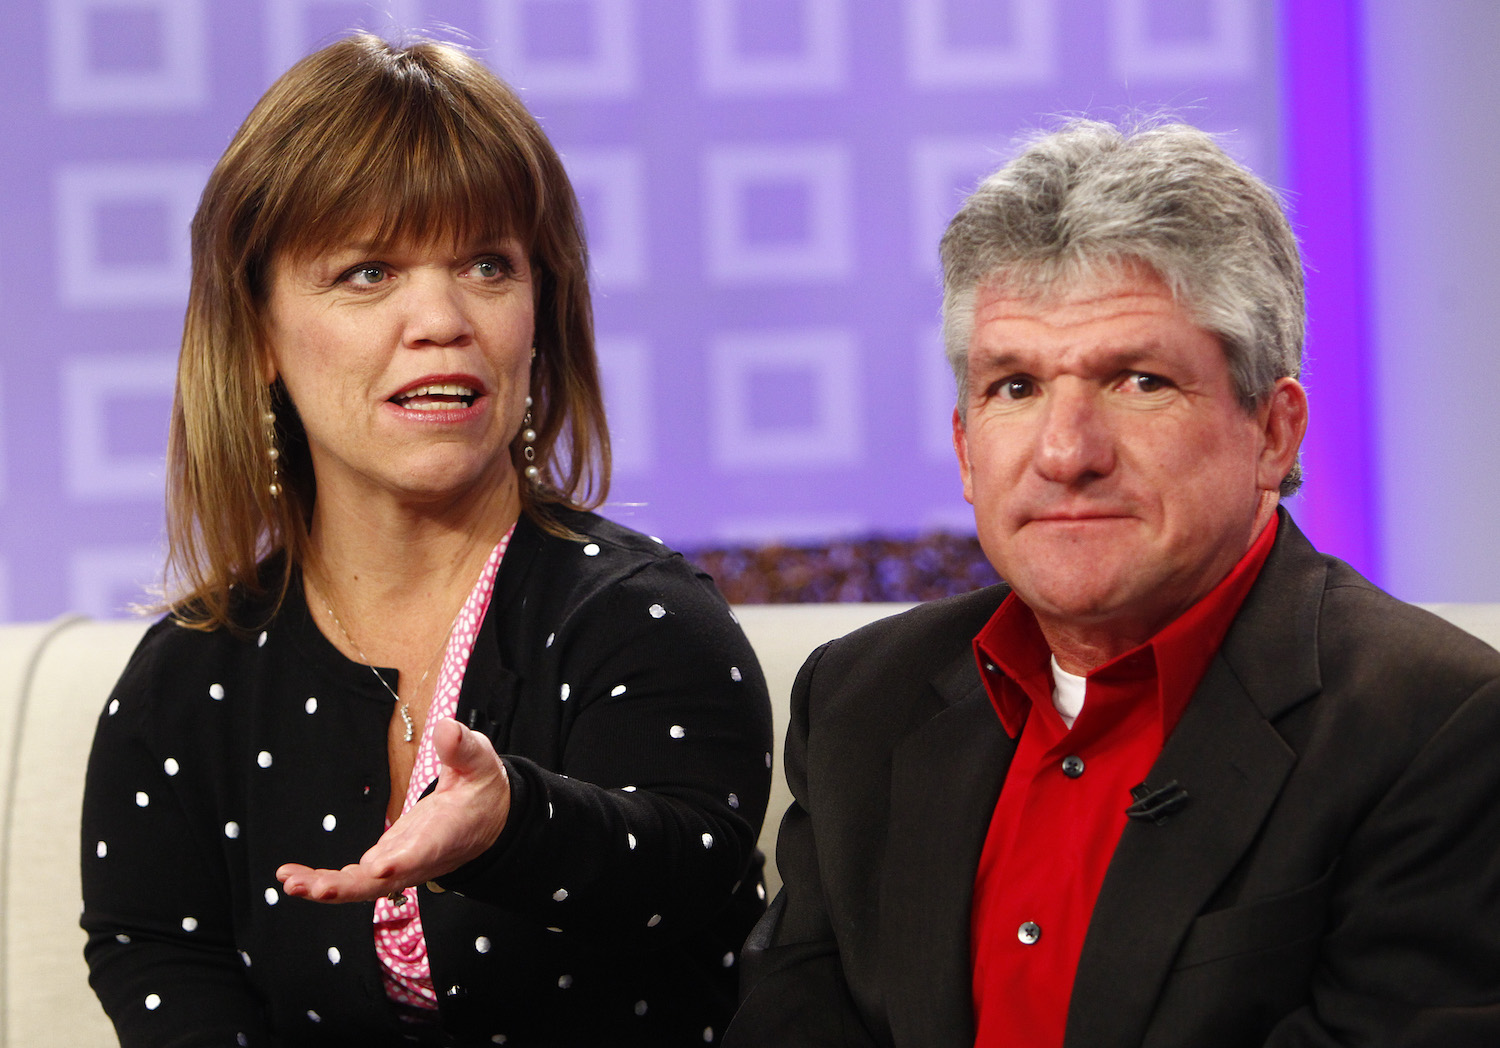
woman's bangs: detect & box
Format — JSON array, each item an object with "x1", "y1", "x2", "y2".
[{"x1": 273, "y1": 107, "x2": 536, "y2": 263}]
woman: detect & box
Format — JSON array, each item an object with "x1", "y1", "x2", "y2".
[{"x1": 81, "y1": 34, "x2": 772, "y2": 1047}]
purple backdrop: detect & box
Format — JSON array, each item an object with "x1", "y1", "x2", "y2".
[{"x1": 2, "y1": 0, "x2": 1298, "y2": 620}]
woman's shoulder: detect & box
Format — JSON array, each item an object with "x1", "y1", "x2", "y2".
[{"x1": 521, "y1": 507, "x2": 705, "y2": 586}]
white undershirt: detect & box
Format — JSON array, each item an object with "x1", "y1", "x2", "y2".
[{"x1": 1049, "y1": 656, "x2": 1087, "y2": 729}]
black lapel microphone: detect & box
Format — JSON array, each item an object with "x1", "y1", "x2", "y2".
[{"x1": 1125, "y1": 780, "x2": 1190, "y2": 825}]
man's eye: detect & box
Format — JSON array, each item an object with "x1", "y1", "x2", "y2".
[
  {"x1": 998, "y1": 377, "x2": 1035, "y2": 400},
  {"x1": 1128, "y1": 372, "x2": 1168, "y2": 393}
]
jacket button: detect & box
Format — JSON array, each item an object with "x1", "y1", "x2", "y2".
[
  {"x1": 1018, "y1": 921, "x2": 1041, "y2": 945},
  {"x1": 1061, "y1": 755, "x2": 1085, "y2": 778}
]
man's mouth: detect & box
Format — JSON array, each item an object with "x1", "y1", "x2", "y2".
[{"x1": 391, "y1": 384, "x2": 478, "y2": 411}]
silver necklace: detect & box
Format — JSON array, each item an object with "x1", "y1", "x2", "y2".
[{"x1": 319, "y1": 593, "x2": 459, "y2": 743}]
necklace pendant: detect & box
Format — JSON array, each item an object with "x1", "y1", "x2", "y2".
[{"x1": 398, "y1": 702, "x2": 415, "y2": 743}]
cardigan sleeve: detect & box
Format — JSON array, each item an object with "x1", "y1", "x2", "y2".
[
  {"x1": 439, "y1": 555, "x2": 774, "y2": 942},
  {"x1": 80, "y1": 634, "x2": 279, "y2": 1048}
]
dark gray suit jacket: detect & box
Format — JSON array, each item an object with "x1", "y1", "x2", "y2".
[{"x1": 727, "y1": 514, "x2": 1500, "y2": 1047}]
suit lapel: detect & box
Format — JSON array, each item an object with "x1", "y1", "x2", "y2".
[
  {"x1": 1064, "y1": 514, "x2": 1328, "y2": 1048},
  {"x1": 881, "y1": 650, "x2": 1016, "y2": 1047}
]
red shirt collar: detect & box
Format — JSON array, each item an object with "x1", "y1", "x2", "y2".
[{"x1": 974, "y1": 515, "x2": 1279, "y2": 740}]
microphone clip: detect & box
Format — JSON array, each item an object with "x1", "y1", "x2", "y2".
[{"x1": 1126, "y1": 779, "x2": 1190, "y2": 825}]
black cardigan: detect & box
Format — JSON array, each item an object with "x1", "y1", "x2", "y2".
[{"x1": 82, "y1": 509, "x2": 774, "y2": 1047}]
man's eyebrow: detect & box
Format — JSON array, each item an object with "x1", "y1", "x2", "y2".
[{"x1": 968, "y1": 344, "x2": 1168, "y2": 372}]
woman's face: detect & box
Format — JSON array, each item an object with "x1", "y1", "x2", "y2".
[{"x1": 264, "y1": 233, "x2": 536, "y2": 514}]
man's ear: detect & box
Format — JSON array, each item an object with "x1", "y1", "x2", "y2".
[
  {"x1": 953, "y1": 407, "x2": 976, "y2": 505},
  {"x1": 1256, "y1": 377, "x2": 1309, "y2": 492}
]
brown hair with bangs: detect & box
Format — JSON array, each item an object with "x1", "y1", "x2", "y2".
[{"x1": 165, "y1": 33, "x2": 609, "y2": 629}]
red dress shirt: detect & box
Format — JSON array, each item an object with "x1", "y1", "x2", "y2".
[{"x1": 971, "y1": 518, "x2": 1278, "y2": 1047}]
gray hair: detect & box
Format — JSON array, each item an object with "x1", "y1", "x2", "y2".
[{"x1": 940, "y1": 118, "x2": 1304, "y2": 494}]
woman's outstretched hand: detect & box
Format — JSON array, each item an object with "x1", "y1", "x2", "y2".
[{"x1": 276, "y1": 719, "x2": 511, "y2": 903}]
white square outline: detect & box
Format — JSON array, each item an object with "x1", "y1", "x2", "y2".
[
  {"x1": 48, "y1": 0, "x2": 208, "y2": 112},
  {"x1": 55, "y1": 162, "x2": 207, "y2": 308},
  {"x1": 596, "y1": 336, "x2": 653, "y2": 474},
  {"x1": 68, "y1": 546, "x2": 162, "y2": 619},
  {"x1": 704, "y1": 144, "x2": 854, "y2": 284},
  {"x1": 485, "y1": 0, "x2": 639, "y2": 98},
  {"x1": 920, "y1": 324, "x2": 959, "y2": 460},
  {"x1": 905, "y1": 0, "x2": 1056, "y2": 88},
  {"x1": 711, "y1": 512, "x2": 869, "y2": 546},
  {"x1": 699, "y1": 0, "x2": 848, "y2": 95},
  {"x1": 62, "y1": 355, "x2": 176, "y2": 500},
  {"x1": 910, "y1": 136, "x2": 1003, "y2": 276},
  {"x1": 264, "y1": 0, "x2": 422, "y2": 83},
  {"x1": 563, "y1": 148, "x2": 648, "y2": 290},
  {"x1": 1111, "y1": 0, "x2": 1254, "y2": 81},
  {"x1": 710, "y1": 327, "x2": 861, "y2": 469}
]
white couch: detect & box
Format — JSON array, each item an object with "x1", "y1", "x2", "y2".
[
  {"x1": 0, "y1": 603, "x2": 909, "y2": 1046},
  {"x1": 4, "y1": 601, "x2": 1498, "y2": 1046}
]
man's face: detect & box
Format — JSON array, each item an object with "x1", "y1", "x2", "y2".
[{"x1": 953, "y1": 265, "x2": 1304, "y2": 667}]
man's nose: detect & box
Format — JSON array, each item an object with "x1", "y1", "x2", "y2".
[{"x1": 1033, "y1": 386, "x2": 1116, "y2": 484}]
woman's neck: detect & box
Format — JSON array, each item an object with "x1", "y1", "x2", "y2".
[{"x1": 303, "y1": 476, "x2": 520, "y2": 660}]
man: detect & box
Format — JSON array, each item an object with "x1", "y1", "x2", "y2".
[{"x1": 725, "y1": 120, "x2": 1500, "y2": 1047}]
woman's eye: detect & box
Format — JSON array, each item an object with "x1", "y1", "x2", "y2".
[
  {"x1": 344, "y1": 265, "x2": 388, "y2": 286},
  {"x1": 470, "y1": 256, "x2": 513, "y2": 280}
]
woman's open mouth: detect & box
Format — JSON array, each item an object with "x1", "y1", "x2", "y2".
[{"x1": 390, "y1": 383, "x2": 478, "y2": 411}]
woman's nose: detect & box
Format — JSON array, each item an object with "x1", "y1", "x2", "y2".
[{"x1": 401, "y1": 274, "x2": 475, "y2": 348}]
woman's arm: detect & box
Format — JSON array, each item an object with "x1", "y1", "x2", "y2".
[
  {"x1": 278, "y1": 556, "x2": 774, "y2": 940},
  {"x1": 82, "y1": 675, "x2": 278, "y2": 1048}
]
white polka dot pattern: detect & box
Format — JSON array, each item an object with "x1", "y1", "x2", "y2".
[
  {"x1": 322, "y1": 814, "x2": 336, "y2": 831},
  {"x1": 670, "y1": 725, "x2": 686, "y2": 739},
  {"x1": 610, "y1": 684, "x2": 627, "y2": 697},
  {"x1": 181, "y1": 917, "x2": 197, "y2": 932},
  {"x1": 303, "y1": 698, "x2": 317, "y2": 714},
  {"x1": 582, "y1": 543, "x2": 601, "y2": 557},
  {"x1": 116, "y1": 933, "x2": 130, "y2": 944},
  {"x1": 209, "y1": 683, "x2": 224, "y2": 700},
  {"x1": 257, "y1": 631, "x2": 267, "y2": 647},
  {"x1": 559, "y1": 683, "x2": 571, "y2": 701},
  {"x1": 730, "y1": 666, "x2": 742, "y2": 682},
  {"x1": 373, "y1": 528, "x2": 512, "y2": 1013},
  {"x1": 224, "y1": 822, "x2": 240, "y2": 839},
  {"x1": 144, "y1": 993, "x2": 161, "y2": 1011},
  {"x1": 135, "y1": 792, "x2": 149, "y2": 807},
  {"x1": 256, "y1": 751, "x2": 272, "y2": 768},
  {"x1": 163, "y1": 757, "x2": 179, "y2": 776},
  {"x1": 649, "y1": 603, "x2": 666, "y2": 619},
  {"x1": 108, "y1": 699, "x2": 119, "y2": 715},
  {"x1": 96, "y1": 841, "x2": 107, "y2": 858},
  {"x1": 327, "y1": 947, "x2": 340, "y2": 965},
  {"x1": 264, "y1": 888, "x2": 278, "y2": 905}
]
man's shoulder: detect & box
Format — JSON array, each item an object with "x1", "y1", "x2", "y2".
[
  {"x1": 822, "y1": 584, "x2": 1009, "y2": 663},
  {"x1": 1317, "y1": 560, "x2": 1500, "y2": 683}
]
